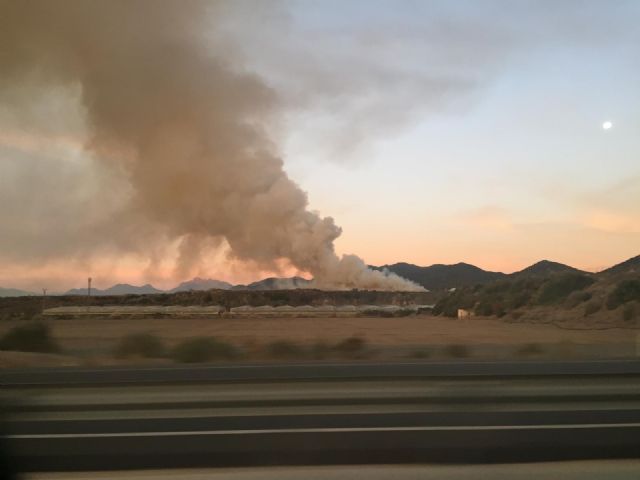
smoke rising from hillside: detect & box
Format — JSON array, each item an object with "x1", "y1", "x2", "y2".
[{"x1": 0, "y1": 0, "x2": 422, "y2": 291}]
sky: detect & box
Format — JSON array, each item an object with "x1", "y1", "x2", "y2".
[{"x1": 0, "y1": 0, "x2": 639, "y2": 291}]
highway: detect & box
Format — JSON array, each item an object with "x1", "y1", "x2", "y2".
[
  {"x1": 23, "y1": 462, "x2": 640, "y2": 480},
  {"x1": 2, "y1": 360, "x2": 640, "y2": 472},
  {"x1": 3, "y1": 359, "x2": 640, "y2": 386}
]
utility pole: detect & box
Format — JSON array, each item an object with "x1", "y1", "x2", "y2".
[
  {"x1": 87, "y1": 277, "x2": 92, "y2": 310},
  {"x1": 42, "y1": 288, "x2": 47, "y2": 314}
]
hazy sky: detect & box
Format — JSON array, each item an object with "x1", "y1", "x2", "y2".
[
  {"x1": 1, "y1": 0, "x2": 639, "y2": 290},
  {"x1": 267, "y1": 0, "x2": 640, "y2": 272}
]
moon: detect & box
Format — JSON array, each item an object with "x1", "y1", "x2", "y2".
[{"x1": 602, "y1": 121, "x2": 613, "y2": 130}]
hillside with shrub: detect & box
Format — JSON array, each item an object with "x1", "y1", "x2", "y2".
[{"x1": 433, "y1": 255, "x2": 640, "y2": 328}]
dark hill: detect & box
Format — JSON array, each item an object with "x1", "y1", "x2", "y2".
[
  {"x1": 510, "y1": 260, "x2": 584, "y2": 278},
  {"x1": 232, "y1": 276, "x2": 312, "y2": 291},
  {"x1": 372, "y1": 262, "x2": 506, "y2": 290},
  {"x1": 169, "y1": 278, "x2": 232, "y2": 292},
  {"x1": 600, "y1": 255, "x2": 640, "y2": 276}
]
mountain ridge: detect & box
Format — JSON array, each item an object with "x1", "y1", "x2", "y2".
[
  {"x1": 169, "y1": 277, "x2": 232, "y2": 292},
  {"x1": 231, "y1": 276, "x2": 312, "y2": 291},
  {"x1": 372, "y1": 262, "x2": 506, "y2": 290},
  {"x1": 509, "y1": 260, "x2": 585, "y2": 278},
  {"x1": 600, "y1": 255, "x2": 640, "y2": 275},
  {"x1": 1, "y1": 254, "x2": 637, "y2": 297},
  {"x1": 65, "y1": 283, "x2": 164, "y2": 296},
  {"x1": 0, "y1": 287, "x2": 36, "y2": 297}
]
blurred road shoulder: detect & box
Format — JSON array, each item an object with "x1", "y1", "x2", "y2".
[{"x1": 26, "y1": 461, "x2": 640, "y2": 480}]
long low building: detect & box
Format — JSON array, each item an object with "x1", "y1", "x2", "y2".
[
  {"x1": 43, "y1": 304, "x2": 435, "y2": 318},
  {"x1": 43, "y1": 305, "x2": 225, "y2": 316},
  {"x1": 228, "y1": 305, "x2": 344, "y2": 317},
  {"x1": 227, "y1": 304, "x2": 434, "y2": 317}
]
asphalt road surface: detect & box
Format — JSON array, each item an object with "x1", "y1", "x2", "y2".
[
  {"x1": 2, "y1": 360, "x2": 640, "y2": 472},
  {"x1": 3, "y1": 359, "x2": 640, "y2": 386},
  {"x1": 25, "y1": 462, "x2": 640, "y2": 480}
]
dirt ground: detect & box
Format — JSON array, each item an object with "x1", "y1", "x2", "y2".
[{"x1": 1, "y1": 315, "x2": 636, "y2": 357}]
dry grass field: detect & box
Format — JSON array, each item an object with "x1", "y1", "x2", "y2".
[{"x1": 1, "y1": 315, "x2": 637, "y2": 366}]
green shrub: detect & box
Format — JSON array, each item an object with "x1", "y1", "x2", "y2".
[
  {"x1": 266, "y1": 340, "x2": 305, "y2": 359},
  {"x1": 475, "y1": 301, "x2": 494, "y2": 316},
  {"x1": 310, "y1": 341, "x2": 332, "y2": 360},
  {"x1": 127, "y1": 295, "x2": 154, "y2": 305},
  {"x1": 584, "y1": 300, "x2": 602, "y2": 317},
  {"x1": 565, "y1": 290, "x2": 592, "y2": 309},
  {"x1": 433, "y1": 290, "x2": 476, "y2": 317},
  {"x1": 202, "y1": 292, "x2": 214, "y2": 303},
  {"x1": 409, "y1": 348, "x2": 431, "y2": 359},
  {"x1": 622, "y1": 302, "x2": 638, "y2": 323},
  {"x1": 171, "y1": 337, "x2": 239, "y2": 363},
  {"x1": 537, "y1": 274, "x2": 594, "y2": 305},
  {"x1": 114, "y1": 333, "x2": 166, "y2": 359},
  {"x1": 509, "y1": 291, "x2": 532, "y2": 310},
  {"x1": 0, "y1": 322, "x2": 60, "y2": 353},
  {"x1": 515, "y1": 343, "x2": 544, "y2": 357},
  {"x1": 484, "y1": 281, "x2": 511, "y2": 295},
  {"x1": 368, "y1": 309, "x2": 394, "y2": 318},
  {"x1": 333, "y1": 336, "x2": 366, "y2": 356},
  {"x1": 444, "y1": 344, "x2": 469, "y2": 358},
  {"x1": 607, "y1": 280, "x2": 640, "y2": 310}
]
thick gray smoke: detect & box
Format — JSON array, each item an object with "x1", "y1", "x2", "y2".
[{"x1": 0, "y1": 0, "x2": 422, "y2": 291}]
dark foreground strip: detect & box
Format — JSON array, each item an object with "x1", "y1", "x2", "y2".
[
  {"x1": 3, "y1": 359, "x2": 640, "y2": 387},
  {"x1": 8, "y1": 409, "x2": 640, "y2": 435},
  {"x1": 7, "y1": 425, "x2": 640, "y2": 471},
  {"x1": 9, "y1": 390, "x2": 640, "y2": 414}
]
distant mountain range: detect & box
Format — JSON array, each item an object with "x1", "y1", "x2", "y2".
[
  {"x1": 374, "y1": 257, "x2": 629, "y2": 290},
  {"x1": 169, "y1": 277, "x2": 232, "y2": 292},
  {"x1": 232, "y1": 276, "x2": 312, "y2": 291},
  {"x1": 372, "y1": 262, "x2": 505, "y2": 290},
  {"x1": 0, "y1": 287, "x2": 36, "y2": 297},
  {"x1": 60, "y1": 276, "x2": 309, "y2": 296},
  {"x1": 63, "y1": 277, "x2": 233, "y2": 296},
  {"x1": 1, "y1": 255, "x2": 637, "y2": 297},
  {"x1": 64, "y1": 283, "x2": 164, "y2": 296}
]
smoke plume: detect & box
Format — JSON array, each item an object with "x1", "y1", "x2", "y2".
[{"x1": 0, "y1": 0, "x2": 422, "y2": 291}]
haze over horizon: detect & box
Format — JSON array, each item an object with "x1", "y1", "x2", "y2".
[{"x1": 1, "y1": 0, "x2": 639, "y2": 292}]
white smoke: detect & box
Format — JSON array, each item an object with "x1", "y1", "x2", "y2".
[{"x1": 0, "y1": 0, "x2": 423, "y2": 291}]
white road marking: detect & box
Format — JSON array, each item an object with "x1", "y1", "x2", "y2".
[{"x1": 9, "y1": 422, "x2": 640, "y2": 439}]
